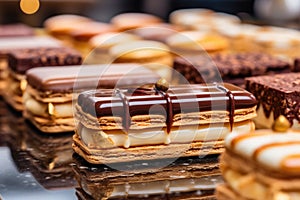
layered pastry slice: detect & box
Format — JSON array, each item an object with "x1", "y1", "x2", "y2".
[
  {"x1": 73, "y1": 153, "x2": 221, "y2": 200},
  {"x1": 24, "y1": 64, "x2": 159, "y2": 133},
  {"x1": 73, "y1": 82, "x2": 257, "y2": 164},
  {"x1": 246, "y1": 72, "x2": 300, "y2": 129},
  {"x1": 216, "y1": 124, "x2": 300, "y2": 200},
  {"x1": 4, "y1": 47, "x2": 82, "y2": 111}
]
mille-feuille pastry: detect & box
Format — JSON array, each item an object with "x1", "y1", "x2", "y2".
[
  {"x1": 23, "y1": 64, "x2": 159, "y2": 133},
  {"x1": 169, "y1": 8, "x2": 241, "y2": 30},
  {"x1": 73, "y1": 153, "x2": 221, "y2": 200},
  {"x1": 110, "y1": 12, "x2": 162, "y2": 31},
  {"x1": 109, "y1": 40, "x2": 173, "y2": 81},
  {"x1": 73, "y1": 82, "x2": 257, "y2": 164},
  {"x1": 43, "y1": 14, "x2": 92, "y2": 44},
  {"x1": 166, "y1": 31, "x2": 229, "y2": 56},
  {"x1": 69, "y1": 22, "x2": 117, "y2": 57},
  {"x1": 0, "y1": 23, "x2": 34, "y2": 37},
  {"x1": 246, "y1": 72, "x2": 300, "y2": 129},
  {"x1": 0, "y1": 36, "x2": 61, "y2": 93},
  {"x1": 87, "y1": 32, "x2": 141, "y2": 64},
  {"x1": 216, "y1": 118, "x2": 300, "y2": 200},
  {"x1": 173, "y1": 53, "x2": 292, "y2": 87},
  {"x1": 4, "y1": 47, "x2": 82, "y2": 111}
]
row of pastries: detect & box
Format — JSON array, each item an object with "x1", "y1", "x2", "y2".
[{"x1": 0, "y1": 8, "x2": 300, "y2": 200}]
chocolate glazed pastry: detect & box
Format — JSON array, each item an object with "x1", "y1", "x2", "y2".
[
  {"x1": 246, "y1": 72, "x2": 300, "y2": 129},
  {"x1": 4, "y1": 47, "x2": 82, "y2": 111},
  {"x1": 73, "y1": 82, "x2": 257, "y2": 164},
  {"x1": 73, "y1": 153, "x2": 220, "y2": 200},
  {"x1": 173, "y1": 53, "x2": 291, "y2": 88}
]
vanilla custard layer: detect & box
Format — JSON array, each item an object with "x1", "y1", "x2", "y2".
[
  {"x1": 224, "y1": 168, "x2": 300, "y2": 200},
  {"x1": 254, "y1": 105, "x2": 300, "y2": 129},
  {"x1": 78, "y1": 120, "x2": 254, "y2": 149},
  {"x1": 106, "y1": 175, "x2": 221, "y2": 198}
]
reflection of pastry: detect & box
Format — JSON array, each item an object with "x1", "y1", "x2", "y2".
[
  {"x1": 110, "y1": 40, "x2": 173, "y2": 81},
  {"x1": 246, "y1": 73, "x2": 300, "y2": 129},
  {"x1": 0, "y1": 36, "x2": 61, "y2": 94},
  {"x1": 110, "y1": 13, "x2": 162, "y2": 31},
  {"x1": 73, "y1": 153, "x2": 221, "y2": 200},
  {"x1": 73, "y1": 82, "x2": 257, "y2": 164},
  {"x1": 4, "y1": 47, "x2": 82, "y2": 111},
  {"x1": 174, "y1": 53, "x2": 291, "y2": 87},
  {"x1": 24, "y1": 64, "x2": 159, "y2": 133},
  {"x1": 216, "y1": 125, "x2": 300, "y2": 200}
]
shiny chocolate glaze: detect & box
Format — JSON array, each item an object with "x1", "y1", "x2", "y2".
[{"x1": 77, "y1": 83, "x2": 257, "y2": 132}]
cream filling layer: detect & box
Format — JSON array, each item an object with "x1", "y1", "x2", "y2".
[
  {"x1": 109, "y1": 175, "x2": 221, "y2": 197},
  {"x1": 254, "y1": 106, "x2": 300, "y2": 130},
  {"x1": 23, "y1": 92, "x2": 73, "y2": 118},
  {"x1": 224, "y1": 168, "x2": 300, "y2": 200},
  {"x1": 79, "y1": 120, "x2": 254, "y2": 149}
]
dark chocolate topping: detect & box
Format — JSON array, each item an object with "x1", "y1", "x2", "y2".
[
  {"x1": 246, "y1": 72, "x2": 300, "y2": 125},
  {"x1": 174, "y1": 53, "x2": 291, "y2": 87},
  {"x1": 8, "y1": 47, "x2": 82, "y2": 74},
  {"x1": 78, "y1": 83, "x2": 257, "y2": 131}
]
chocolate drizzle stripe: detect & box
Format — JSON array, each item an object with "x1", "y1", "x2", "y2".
[
  {"x1": 155, "y1": 89, "x2": 174, "y2": 134},
  {"x1": 115, "y1": 89, "x2": 131, "y2": 132},
  {"x1": 216, "y1": 84, "x2": 235, "y2": 131}
]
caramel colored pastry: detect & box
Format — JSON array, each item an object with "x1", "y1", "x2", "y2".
[
  {"x1": 169, "y1": 8, "x2": 240, "y2": 30},
  {"x1": 73, "y1": 83, "x2": 257, "y2": 164},
  {"x1": 166, "y1": 31, "x2": 229, "y2": 56},
  {"x1": 216, "y1": 128, "x2": 300, "y2": 200},
  {"x1": 174, "y1": 53, "x2": 291, "y2": 87},
  {"x1": 246, "y1": 73, "x2": 300, "y2": 129},
  {"x1": 253, "y1": 26, "x2": 300, "y2": 59},
  {"x1": 131, "y1": 23, "x2": 184, "y2": 43},
  {"x1": 69, "y1": 22, "x2": 117, "y2": 57},
  {"x1": 24, "y1": 64, "x2": 159, "y2": 133},
  {"x1": 73, "y1": 153, "x2": 221, "y2": 200},
  {"x1": 4, "y1": 47, "x2": 82, "y2": 111},
  {"x1": 110, "y1": 12, "x2": 162, "y2": 31},
  {"x1": 87, "y1": 32, "x2": 141, "y2": 64},
  {"x1": 110, "y1": 40, "x2": 173, "y2": 81},
  {"x1": 43, "y1": 14, "x2": 92, "y2": 44}
]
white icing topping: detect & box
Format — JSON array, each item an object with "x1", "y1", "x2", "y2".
[
  {"x1": 0, "y1": 36, "x2": 61, "y2": 49},
  {"x1": 226, "y1": 131, "x2": 300, "y2": 171}
]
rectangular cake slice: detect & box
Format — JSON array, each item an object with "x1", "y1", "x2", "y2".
[
  {"x1": 216, "y1": 129, "x2": 300, "y2": 200},
  {"x1": 73, "y1": 83, "x2": 257, "y2": 164},
  {"x1": 245, "y1": 72, "x2": 300, "y2": 129},
  {"x1": 173, "y1": 53, "x2": 292, "y2": 87},
  {"x1": 5, "y1": 47, "x2": 82, "y2": 111},
  {"x1": 24, "y1": 64, "x2": 159, "y2": 133}
]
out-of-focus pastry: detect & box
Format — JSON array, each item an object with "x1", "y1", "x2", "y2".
[
  {"x1": 173, "y1": 53, "x2": 292, "y2": 87},
  {"x1": 166, "y1": 31, "x2": 229, "y2": 57},
  {"x1": 246, "y1": 72, "x2": 300, "y2": 129},
  {"x1": 4, "y1": 47, "x2": 82, "y2": 111},
  {"x1": 23, "y1": 64, "x2": 159, "y2": 133},
  {"x1": 110, "y1": 12, "x2": 162, "y2": 31},
  {"x1": 0, "y1": 23, "x2": 35, "y2": 37},
  {"x1": 87, "y1": 32, "x2": 141, "y2": 64},
  {"x1": 110, "y1": 40, "x2": 173, "y2": 81},
  {"x1": 216, "y1": 121, "x2": 300, "y2": 200},
  {"x1": 73, "y1": 82, "x2": 257, "y2": 164}
]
